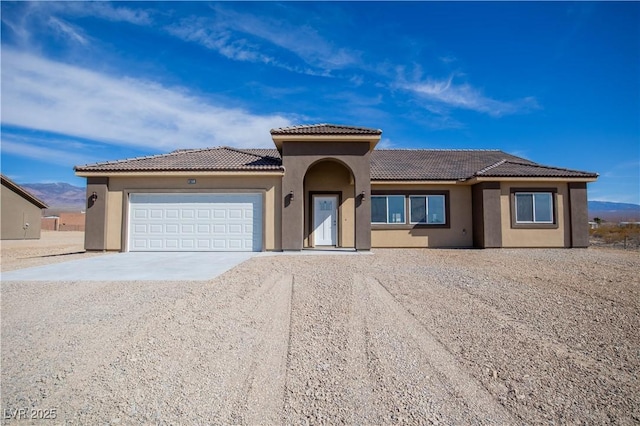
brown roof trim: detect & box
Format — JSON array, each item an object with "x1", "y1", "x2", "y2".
[{"x1": 1, "y1": 174, "x2": 48, "y2": 209}]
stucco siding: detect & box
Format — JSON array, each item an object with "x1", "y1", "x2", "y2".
[
  {"x1": 500, "y1": 182, "x2": 570, "y2": 247},
  {"x1": 105, "y1": 175, "x2": 282, "y2": 251},
  {"x1": 370, "y1": 184, "x2": 473, "y2": 248},
  {"x1": 107, "y1": 191, "x2": 123, "y2": 250},
  {"x1": 1, "y1": 185, "x2": 43, "y2": 240}
]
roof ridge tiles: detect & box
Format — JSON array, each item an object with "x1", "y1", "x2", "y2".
[
  {"x1": 475, "y1": 159, "x2": 508, "y2": 175},
  {"x1": 219, "y1": 146, "x2": 278, "y2": 160},
  {"x1": 75, "y1": 146, "x2": 231, "y2": 170},
  {"x1": 270, "y1": 123, "x2": 382, "y2": 134},
  {"x1": 74, "y1": 149, "x2": 201, "y2": 169},
  {"x1": 503, "y1": 160, "x2": 599, "y2": 175}
]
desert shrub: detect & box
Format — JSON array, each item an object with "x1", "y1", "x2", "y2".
[{"x1": 590, "y1": 223, "x2": 640, "y2": 249}]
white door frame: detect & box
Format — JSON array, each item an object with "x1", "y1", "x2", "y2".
[{"x1": 312, "y1": 194, "x2": 338, "y2": 246}]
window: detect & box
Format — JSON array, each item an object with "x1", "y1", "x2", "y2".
[
  {"x1": 371, "y1": 195, "x2": 405, "y2": 224},
  {"x1": 515, "y1": 192, "x2": 553, "y2": 223},
  {"x1": 410, "y1": 195, "x2": 446, "y2": 224}
]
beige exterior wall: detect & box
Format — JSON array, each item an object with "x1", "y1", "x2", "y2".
[
  {"x1": 1, "y1": 185, "x2": 43, "y2": 240},
  {"x1": 106, "y1": 191, "x2": 123, "y2": 250},
  {"x1": 499, "y1": 181, "x2": 570, "y2": 247},
  {"x1": 303, "y1": 161, "x2": 355, "y2": 248},
  {"x1": 105, "y1": 175, "x2": 282, "y2": 251},
  {"x1": 370, "y1": 184, "x2": 473, "y2": 248}
]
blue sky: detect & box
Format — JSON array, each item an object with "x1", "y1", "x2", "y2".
[{"x1": 1, "y1": 1, "x2": 638, "y2": 203}]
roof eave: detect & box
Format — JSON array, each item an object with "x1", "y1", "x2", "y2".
[
  {"x1": 469, "y1": 176, "x2": 598, "y2": 183},
  {"x1": 75, "y1": 169, "x2": 285, "y2": 178},
  {"x1": 371, "y1": 179, "x2": 462, "y2": 185}
]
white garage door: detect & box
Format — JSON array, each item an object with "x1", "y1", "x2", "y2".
[{"x1": 128, "y1": 193, "x2": 262, "y2": 252}]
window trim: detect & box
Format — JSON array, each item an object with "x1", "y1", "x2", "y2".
[
  {"x1": 510, "y1": 188, "x2": 559, "y2": 229},
  {"x1": 371, "y1": 190, "x2": 450, "y2": 229}
]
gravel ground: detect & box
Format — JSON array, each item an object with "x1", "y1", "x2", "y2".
[
  {"x1": 1, "y1": 235, "x2": 639, "y2": 424},
  {"x1": 1, "y1": 231, "x2": 103, "y2": 272}
]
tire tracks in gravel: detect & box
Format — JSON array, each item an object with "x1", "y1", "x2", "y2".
[
  {"x1": 351, "y1": 275, "x2": 516, "y2": 424},
  {"x1": 233, "y1": 273, "x2": 292, "y2": 425},
  {"x1": 442, "y1": 275, "x2": 639, "y2": 383},
  {"x1": 3, "y1": 273, "x2": 293, "y2": 424}
]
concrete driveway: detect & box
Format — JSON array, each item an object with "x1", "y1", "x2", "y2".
[{"x1": 1, "y1": 252, "x2": 257, "y2": 281}]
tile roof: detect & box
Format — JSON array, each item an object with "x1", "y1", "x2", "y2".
[
  {"x1": 74, "y1": 147, "x2": 284, "y2": 172},
  {"x1": 474, "y1": 160, "x2": 598, "y2": 178},
  {"x1": 1, "y1": 174, "x2": 48, "y2": 208},
  {"x1": 270, "y1": 123, "x2": 382, "y2": 135},
  {"x1": 75, "y1": 146, "x2": 597, "y2": 180},
  {"x1": 371, "y1": 150, "x2": 537, "y2": 180}
]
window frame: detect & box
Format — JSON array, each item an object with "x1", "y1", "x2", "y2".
[
  {"x1": 409, "y1": 194, "x2": 446, "y2": 225},
  {"x1": 510, "y1": 188, "x2": 558, "y2": 229},
  {"x1": 371, "y1": 190, "x2": 450, "y2": 229},
  {"x1": 371, "y1": 194, "x2": 406, "y2": 224}
]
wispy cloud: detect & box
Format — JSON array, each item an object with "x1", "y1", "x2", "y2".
[
  {"x1": 48, "y1": 17, "x2": 88, "y2": 45},
  {"x1": 166, "y1": 17, "x2": 276, "y2": 65},
  {"x1": 1, "y1": 49, "x2": 294, "y2": 153},
  {"x1": 213, "y1": 5, "x2": 359, "y2": 71},
  {"x1": 80, "y1": 2, "x2": 152, "y2": 25},
  {"x1": 377, "y1": 138, "x2": 395, "y2": 149},
  {"x1": 397, "y1": 75, "x2": 539, "y2": 117},
  {"x1": 1, "y1": 2, "x2": 152, "y2": 47},
  {"x1": 165, "y1": 5, "x2": 360, "y2": 76},
  {"x1": 43, "y1": 2, "x2": 152, "y2": 26},
  {"x1": 1, "y1": 135, "x2": 95, "y2": 167}
]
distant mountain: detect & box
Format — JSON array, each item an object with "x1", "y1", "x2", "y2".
[
  {"x1": 588, "y1": 201, "x2": 640, "y2": 222},
  {"x1": 22, "y1": 183, "x2": 86, "y2": 212}
]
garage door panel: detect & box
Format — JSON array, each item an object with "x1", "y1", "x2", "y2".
[
  {"x1": 228, "y1": 224, "x2": 242, "y2": 234},
  {"x1": 228, "y1": 209, "x2": 242, "y2": 219},
  {"x1": 181, "y1": 224, "x2": 195, "y2": 233},
  {"x1": 129, "y1": 193, "x2": 262, "y2": 252},
  {"x1": 149, "y1": 239, "x2": 163, "y2": 249},
  {"x1": 180, "y1": 239, "x2": 195, "y2": 249}
]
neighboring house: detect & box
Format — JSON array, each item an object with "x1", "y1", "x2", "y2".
[
  {"x1": 74, "y1": 124, "x2": 598, "y2": 252},
  {"x1": 41, "y1": 212, "x2": 86, "y2": 231},
  {"x1": 42, "y1": 216, "x2": 59, "y2": 231},
  {"x1": 1, "y1": 174, "x2": 48, "y2": 240}
]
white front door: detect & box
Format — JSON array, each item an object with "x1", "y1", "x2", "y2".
[{"x1": 313, "y1": 195, "x2": 337, "y2": 246}]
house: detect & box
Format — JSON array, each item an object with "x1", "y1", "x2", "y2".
[
  {"x1": 74, "y1": 124, "x2": 598, "y2": 252},
  {"x1": 41, "y1": 212, "x2": 86, "y2": 232},
  {"x1": 1, "y1": 174, "x2": 48, "y2": 240}
]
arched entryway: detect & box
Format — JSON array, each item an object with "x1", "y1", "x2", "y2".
[{"x1": 303, "y1": 159, "x2": 355, "y2": 248}]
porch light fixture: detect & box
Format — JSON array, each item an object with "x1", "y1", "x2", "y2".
[
  {"x1": 360, "y1": 191, "x2": 366, "y2": 200},
  {"x1": 90, "y1": 191, "x2": 98, "y2": 202},
  {"x1": 289, "y1": 190, "x2": 294, "y2": 201}
]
